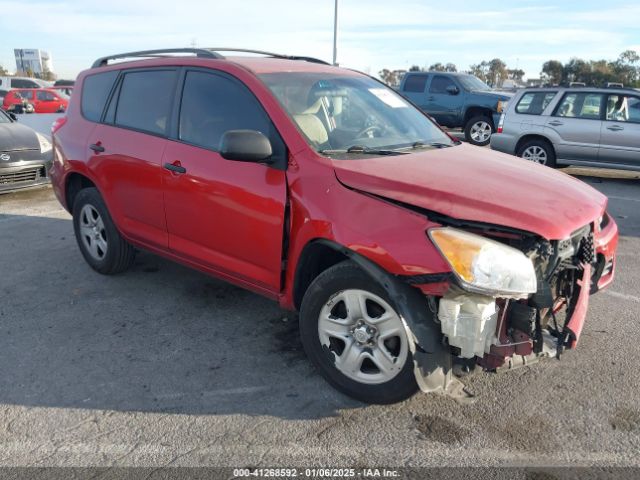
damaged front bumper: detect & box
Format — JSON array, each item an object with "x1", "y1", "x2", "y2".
[{"x1": 407, "y1": 214, "x2": 618, "y2": 392}]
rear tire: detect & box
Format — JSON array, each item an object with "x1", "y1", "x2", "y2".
[
  {"x1": 72, "y1": 187, "x2": 136, "y2": 274},
  {"x1": 464, "y1": 115, "x2": 494, "y2": 146},
  {"x1": 299, "y1": 261, "x2": 418, "y2": 404},
  {"x1": 517, "y1": 139, "x2": 556, "y2": 168}
]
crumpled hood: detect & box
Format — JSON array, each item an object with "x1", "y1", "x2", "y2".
[
  {"x1": 0, "y1": 123, "x2": 39, "y2": 152},
  {"x1": 333, "y1": 143, "x2": 607, "y2": 240}
]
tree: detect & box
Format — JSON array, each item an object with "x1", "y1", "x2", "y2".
[
  {"x1": 486, "y1": 58, "x2": 508, "y2": 87},
  {"x1": 41, "y1": 65, "x2": 56, "y2": 81},
  {"x1": 428, "y1": 62, "x2": 445, "y2": 72},
  {"x1": 378, "y1": 69, "x2": 399, "y2": 86},
  {"x1": 564, "y1": 58, "x2": 590, "y2": 83},
  {"x1": 619, "y1": 50, "x2": 640, "y2": 65},
  {"x1": 408, "y1": 65, "x2": 422, "y2": 72},
  {"x1": 469, "y1": 61, "x2": 490, "y2": 83},
  {"x1": 541, "y1": 60, "x2": 564, "y2": 85},
  {"x1": 507, "y1": 69, "x2": 525, "y2": 82},
  {"x1": 444, "y1": 63, "x2": 457, "y2": 72},
  {"x1": 0, "y1": 64, "x2": 7, "y2": 76}
]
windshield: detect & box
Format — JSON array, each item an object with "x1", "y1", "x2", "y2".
[
  {"x1": 458, "y1": 75, "x2": 491, "y2": 91},
  {"x1": 0, "y1": 110, "x2": 10, "y2": 124},
  {"x1": 259, "y1": 72, "x2": 454, "y2": 156}
]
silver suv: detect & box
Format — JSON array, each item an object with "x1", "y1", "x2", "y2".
[{"x1": 490, "y1": 87, "x2": 640, "y2": 170}]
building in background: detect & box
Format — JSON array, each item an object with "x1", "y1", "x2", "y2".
[{"x1": 14, "y1": 49, "x2": 55, "y2": 79}]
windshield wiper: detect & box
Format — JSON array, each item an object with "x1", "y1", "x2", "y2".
[
  {"x1": 319, "y1": 145, "x2": 407, "y2": 156},
  {"x1": 409, "y1": 141, "x2": 454, "y2": 149}
]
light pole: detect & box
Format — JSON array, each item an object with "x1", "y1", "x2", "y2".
[{"x1": 332, "y1": 0, "x2": 338, "y2": 65}]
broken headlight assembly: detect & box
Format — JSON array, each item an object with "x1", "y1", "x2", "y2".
[{"x1": 429, "y1": 227, "x2": 537, "y2": 299}]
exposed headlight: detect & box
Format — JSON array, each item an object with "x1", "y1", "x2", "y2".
[
  {"x1": 36, "y1": 132, "x2": 52, "y2": 154},
  {"x1": 429, "y1": 227, "x2": 537, "y2": 298}
]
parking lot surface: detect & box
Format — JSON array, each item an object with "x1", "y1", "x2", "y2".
[{"x1": 0, "y1": 174, "x2": 639, "y2": 467}]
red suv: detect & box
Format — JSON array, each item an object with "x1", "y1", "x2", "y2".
[
  {"x1": 2, "y1": 88, "x2": 69, "y2": 113},
  {"x1": 51, "y1": 49, "x2": 618, "y2": 404}
]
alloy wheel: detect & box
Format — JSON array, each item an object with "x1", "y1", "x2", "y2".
[
  {"x1": 522, "y1": 145, "x2": 548, "y2": 164},
  {"x1": 79, "y1": 204, "x2": 108, "y2": 261},
  {"x1": 470, "y1": 120, "x2": 492, "y2": 143},
  {"x1": 317, "y1": 289, "x2": 408, "y2": 385}
]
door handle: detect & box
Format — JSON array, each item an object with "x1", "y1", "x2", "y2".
[
  {"x1": 427, "y1": 96, "x2": 435, "y2": 101},
  {"x1": 548, "y1": 120, "x2": 563, "y2": 126},
  {"x1": 606, "y1": 125, "x2": 624, "y2": 131},
  {"x1": 164, "y1": 162, "x2": 186, "y2": 174},
  {"x1": 89, "y1": 143, "x2": 105, "y2": 153}
]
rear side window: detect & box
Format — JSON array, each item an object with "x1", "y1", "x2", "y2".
[
  {"x1": 403, "y1": 74, "x2": 429, "y2": 93},
  {"x1": 555, "y1": 93, "x2": 603, "y2": 119},
  {"x1": 429, "y1": 75, "x2": 456, "y2": 94},
  {"x1": 516, "y1": 92, "x2": 557, "y2": 115},
  {"x1": 115, "y1": 70, "x2": 177, "y2": 135},
  {"x1": 81, "y1": 71, "x2": 118, "y2": 122},
  {"x1": 15, "y1": 90, "x2": 33, "y2": 100}
]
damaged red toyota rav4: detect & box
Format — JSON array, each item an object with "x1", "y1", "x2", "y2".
[{"x1": 51, "y1": 49, "x2": 618, "y2": 404}]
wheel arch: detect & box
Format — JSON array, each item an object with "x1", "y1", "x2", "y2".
[
  {"x1": 293, "y1": 238, "x2": 455, "y2": 394},
  {"x1": 65, "y1": 172, "x2": 97, "y2": 213},
  {"x1": 463, "y1": 106, "x2": 494, "y2": 125},
  {"x1": 515, "y1": 134, "x2": 555, "y2": 157}
]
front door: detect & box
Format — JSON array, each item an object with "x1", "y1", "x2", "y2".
[
  {"x1": 162, "y1": 69, "x2": 287, "y2": 293},
  {"x1": 424, "y1": 75, "x2": 464, "y2": 127},
  {"x1": 599, "y1": 93, "x2": 640, "y2": 168},
  {"x1": 544, "y1": 91, "x2": 604, "y2": 162}
]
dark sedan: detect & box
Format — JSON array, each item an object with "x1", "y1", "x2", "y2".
[{"x1": 0, "y1": 109, "x2": 53, "y2": 193}]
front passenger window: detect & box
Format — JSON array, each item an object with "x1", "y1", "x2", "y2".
[
  {"x1": 606, "y1": 95, "x2": 640, "y2": 123},
  {"x1": 179, "y1": 71, "x2": 275, "y2": 152}
]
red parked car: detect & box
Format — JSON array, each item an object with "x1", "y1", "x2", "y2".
[
  {"x1": 2, "y1": 88, "x2": 69, "y2": 113},
  {"x1": 50, "y1": 49, "x2": 618, "y2": 404}
]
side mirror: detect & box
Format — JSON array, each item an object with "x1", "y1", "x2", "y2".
[
  {"x1": 219, "y1": 130, "x2": 273, "y2": 163},
  {"x1": 9, "y1": 112, "x2": 17, "y2": 121},
  {"x1": 446, "y1": 85, "x2": 460, "y2": 95}
]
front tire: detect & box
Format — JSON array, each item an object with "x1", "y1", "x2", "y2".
[
  {"x1": 464, "y1": 115, "x2": 494, "y2": 146},
  {"x1": 299, "y1": 261, "x2": 418, "y2": 404},
  {"x1": 72, "y1": 187, "x2": 136, "y2": 274}
]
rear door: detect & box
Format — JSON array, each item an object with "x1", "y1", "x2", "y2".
[
  {"x1": 400, "y1": 74, "x2": 429, "y2": 110},
  {"x1": 162, "y1": 69, "x2": 287, "y2": 294},
  {"x1": 599, "y1": 93, "x2": 640, "y2": 167},
  {"x1": 424, "y1": 75, "x2": 464, "y2": 127},
  {"x1": 545, "y1": 91, "x2": 604, "y2": 162},
  {"x1": 88, "y1": 68, "x2": 178, "y2": 250}
]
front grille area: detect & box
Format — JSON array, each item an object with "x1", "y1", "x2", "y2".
[{"x1": 0, "y1": 167, "x2": 46, "y2": 186}]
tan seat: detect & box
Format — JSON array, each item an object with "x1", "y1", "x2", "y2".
[{"x1": 293, "y1": 114, "x2": 328, "y2": 146}]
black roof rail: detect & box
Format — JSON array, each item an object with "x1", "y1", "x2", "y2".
[
  {"x1": 91, "y1": 48, "x2": 224, "y2": 68},
  {"x1": 204, "y1": 48, "x2": 331, "y2": 65}
]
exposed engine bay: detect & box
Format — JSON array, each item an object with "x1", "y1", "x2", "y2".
[{"x1": 432, "y1": 216, "x2": 612, "y2": 372}]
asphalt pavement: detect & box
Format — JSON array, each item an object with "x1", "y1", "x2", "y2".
[{"x1": 0, "y1": 172, "x2": 639, "y2": 468}]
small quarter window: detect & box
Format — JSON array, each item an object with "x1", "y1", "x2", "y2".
[
  {"x1": 516, "y1": 92, "x2": 557, "y2": 115},
  {"x1": 81, "y1": 71, "x2": 118, "y2": 122}
]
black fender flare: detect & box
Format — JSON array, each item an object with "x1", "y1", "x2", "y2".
[{"x1": 313, "y1": 239, "x2": 455, "y2": 393}]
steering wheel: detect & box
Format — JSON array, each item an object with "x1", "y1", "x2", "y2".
[{"x1": 355, "y1": 125, "x2": 385, "y2": 139}]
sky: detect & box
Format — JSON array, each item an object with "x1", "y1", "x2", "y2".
[{"x1": 1, "y1": 0, "x2": 639, "y2": 80}]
